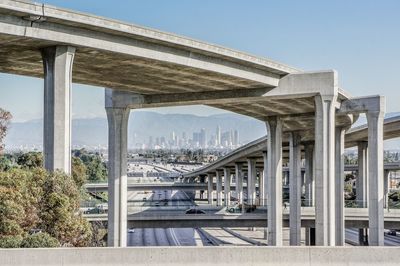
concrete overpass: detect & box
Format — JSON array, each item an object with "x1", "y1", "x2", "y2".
[
  {"x1": 184, "y1": 115, "x2": 400, "y2": 178},
  {"x1": 84, "y1": 208, "x2": 400, "y2": 229},
  {"x1": 84, "y1": 160, "x2": 400, "y2": 193},
  {"x1": 0, "y1": 0, "x2": 390, "y2": 247}
]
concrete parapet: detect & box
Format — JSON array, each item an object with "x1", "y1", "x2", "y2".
[{"x1": 0, "y1": 247, "x2": 399, "y2": 266}]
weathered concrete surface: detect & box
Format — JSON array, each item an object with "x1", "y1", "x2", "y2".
[
  {"x1": 1, "y1": 247, "x2": 399, "y2": 266},
  {"x1": 42, "y1": 45, "x2": 75, "y2": 174},
  {"x1": 106, "y1": 106, "x2": 130, "y2": 247},
  {"x1": 266, "y1": 117, "x2": 283, "y2": 246}
]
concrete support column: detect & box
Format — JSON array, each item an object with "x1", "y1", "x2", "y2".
[
  {"x1": 207, "y1": 174, "x2": 214, "y2": 205},
  {"x1": 283, "y1": 171, "x2": 289, "y2": 186},
  {"x1": 367, "y1": 109, "x2": 385, "y2": 246},
  {"x1": 266, "y1": 116, "x2": 283, "y2": 246},
  {"x1": 223, "y1": 168, "x2": 231, "y2": 206},
  {"x1": 41, "y1": 46, "x2": 75, "y2": 174},
  {"x1": 235, "y1": 163, "x2": 243, "y2": 205},
  {"x1": 335, "y1": 127, "x2": 345, "y2": 246},
  {"x1": 289, "y1": 131, "x2": 302, "y2": 246},
  {"x1": 314, "y1": 94, "x2": 337, "y2": 246},
  {"x1": 247, "y1": 159, "x2": 256, "y2": 205},
  {"x1": 304, "y1": 144, "x2": 314, "y2": 207},
  {"x1": 357, "y1": 141, "x2": 369, "y2": 245},
  {"x1": 262, "y1": 152, "x2": 268, "y2": 206},
  {"x1": 384, "y1": 170, "x2": 390, "y2": 209},
  {"x1": 216, "y1": 171, "x2": 223, "y2": 206},
  {"x1": 357, "y1": 141, "x2": 368, "y2": 208},
  {"x1": 106, "y1": 106, "x2": 130, "y2": 247}
]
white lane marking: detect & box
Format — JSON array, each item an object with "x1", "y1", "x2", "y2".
[
  {"x1": 193, "y1": 229, "x2": 204, "y2": 247},
  {"x1": 169, "y1": 228, "x2": 181, "y2": 246}
]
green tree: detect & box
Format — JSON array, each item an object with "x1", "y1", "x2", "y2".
[
  {"x1": 20, "y1": 232, "x2": 59, "y2": 248},
  {"x1": 0, "y1": 235, "x2": 23, "y2": 248},
  {"x1": 72, "y1": 149, "x2": 107, "y2": 182},
  {"x1": 0, "y1": 168, "x2": 92, "y2": 247},
  {"x1": 39, "y1": 171, "x2": 92, "y2": 246},
  {"x1": 71, "y1": 157, "x2": 87, "y2": 187},
  {"x1": 16, "y1": 152, "x2": 43, "y2": 169},
  {"x1": 0, "y1": 108, "x2": 12, "y2": 154}
]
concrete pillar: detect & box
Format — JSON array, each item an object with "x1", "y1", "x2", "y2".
[
  {"x1": 367, "y1": 109, "x2": 385, "y2": 246},
  {"x1": 357, "y1": 141, "x2": 369, "y2": 245},
  {"x1": 247, "y1": 158, "x2": 256, "y2": 205},
  {"x1": 266, "y1": 117, "x2": 283, "y2": 246},
  {"x1": 357, "y1": 141, "x2": 368, "y2": 208},
  {"x1": 235, "y1": 163, "x2": 243, "y2": 205},
  {"x1": 289, "y1": 131, "x2": 302, "y2": 246},
  {"x1": 314, "y1": 94, "x2": 337, "y2": 246},
  {"x1": 335, "y1": 127, "x2": 345, "y2": 246},
  {"x1": 384, "y1": 170, "x2": 390, "y2": 209},
  {"x1": 284, "y1": 171, "x2": 289, "y2": 186},
  {"x1": 223, "y1": 168, "x2": 231, "y2": 206},
  {"x1": 262, "y1": 152, "x2": 268, "y2": 206},
  {"x1": 106, "y1": 106, "x2": 130, "y2": 247},
  {"x1": 41, "y1": 46, "x2": 75, "y2": 174},
  {"x1": 199, "y1": 175, "x2": 206, "y2": 199},
  {"x1": 207, "y1": 174, "x2": 214, "y2": 205},
  {"x1": 304, "y1": 144, "x2": 314, "y2": 207},
  {"x1": 216, "y1": 171, "x2": 223, "y2": 206}
]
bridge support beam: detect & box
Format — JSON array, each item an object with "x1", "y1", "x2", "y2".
[
  {"x1": 367, "y1": 109, "x2": 385, "y2": 246},
  {"x1": 289, "y1": 131, "x2": 302, "y2": 246},
  {"x1": 384, "y1": 170, "x2": 390, "y2": 209},
  {"x1": 41, "y1": 46, "x2": 75, "y2": 174},
  {"x1": 207, "y1": 174, "x2": 214, "y2": 205},
  {"x1": 224, "y1": 168, "x2": 231, "y2": 206},
  {"x1": 339, "y1": 95, "x2": 386, "y2": 246},
  {"x1": 357, "y1": 141, "x2": 368, "y2": 245},
  {"x1": 304, "y1": 144, "x2": 314, "y2": 207},
  {"x1": 235, "y1": 163, "x2": 243, "y2": 205},
  {"x1": 357, "y1": 141, "x2": 369, "y2": 208},
  {"x1": 106, "y1": 103, "x2": 130, "y2": 247},
  {"x1": 314, "y1": 93, "x2": 337, "y2": 246},
  {"x1": 266, "y1": 116, "x2": 283, "y2": 246},
  {"x1": 247, "y1": 159, "x2": 256, "y2": 205},
  {"x1": 335, "y1": 127, "x2": 345, "y2": 246},
  {"x1": 261, "y1": 152, "x2": 268, "y2": 206},
  {"x1": 216, "y1": 171, "x2": 223, "y2": 206}
]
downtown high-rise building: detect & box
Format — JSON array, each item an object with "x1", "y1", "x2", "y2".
[{"x1": 216, "y1": 126, "x2": 221, "y2": 146}]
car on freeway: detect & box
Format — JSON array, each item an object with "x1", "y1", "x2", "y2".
[
  {"x1": 128, "y1": 229, "x2": 135, "y2": 233},
  {"x1": 185, "y1": 208, "x2": 206, "y2": 214},
  {"x1": 226, "y1": 204, "x2": 242, "y2": 213}
]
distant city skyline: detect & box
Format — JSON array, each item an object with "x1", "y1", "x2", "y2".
[{"x1": 139, "y1": 126, "x2": 240, "y2": 150}]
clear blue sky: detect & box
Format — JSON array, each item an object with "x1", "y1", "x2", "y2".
[{"x1": 1, "y1": 0, "x2": 399, "y2": 121}]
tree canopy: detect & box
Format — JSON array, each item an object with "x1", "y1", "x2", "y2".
[
  {"x1": 0, "y1": 108, "x2": 12, "y2": 154},
  {"x1": 0, "y1": 167, "x2": 92, "y2": 248}
]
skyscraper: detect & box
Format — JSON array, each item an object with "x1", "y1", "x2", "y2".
[
  {"x1": 200, "y1": 128, "x2": 207, "y2": 148},
  {"x1": 216, "y1": 126, "x2": 221, "y2": 146}
]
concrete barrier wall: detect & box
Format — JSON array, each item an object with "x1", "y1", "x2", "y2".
[{"x1": 1, "y1": 247, "x2": 400, "y2": 266}]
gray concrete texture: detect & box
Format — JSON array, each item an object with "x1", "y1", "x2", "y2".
[{"x1": 1, "y1": 247, "x2": 400, "y2": 266}]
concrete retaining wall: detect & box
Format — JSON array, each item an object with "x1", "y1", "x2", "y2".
[{"x1": 1, "y1": 247, "x2": 399, "y2": 266}]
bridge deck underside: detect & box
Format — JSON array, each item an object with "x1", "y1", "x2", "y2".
[{"x1": 0, "y1": 35, "x2": 267, "y2": 94}]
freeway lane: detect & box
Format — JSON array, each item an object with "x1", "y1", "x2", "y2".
[
  {"x1": 126, "y1": 177, "x2": 211, "y2": 246},
  {"x1": 124, "y1": 173, "x2": 260, "y2": 246},
  {"x1": 345, "y1": 228, "x2": 400, "y2": 246}
]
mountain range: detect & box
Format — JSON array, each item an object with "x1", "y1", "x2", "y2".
[
  {"x1": 5, "y1": 111, "x2": 267, "y2": 149},
  {"x1": 5, "y1": 111, "x2": 400, "y2": 150}
]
